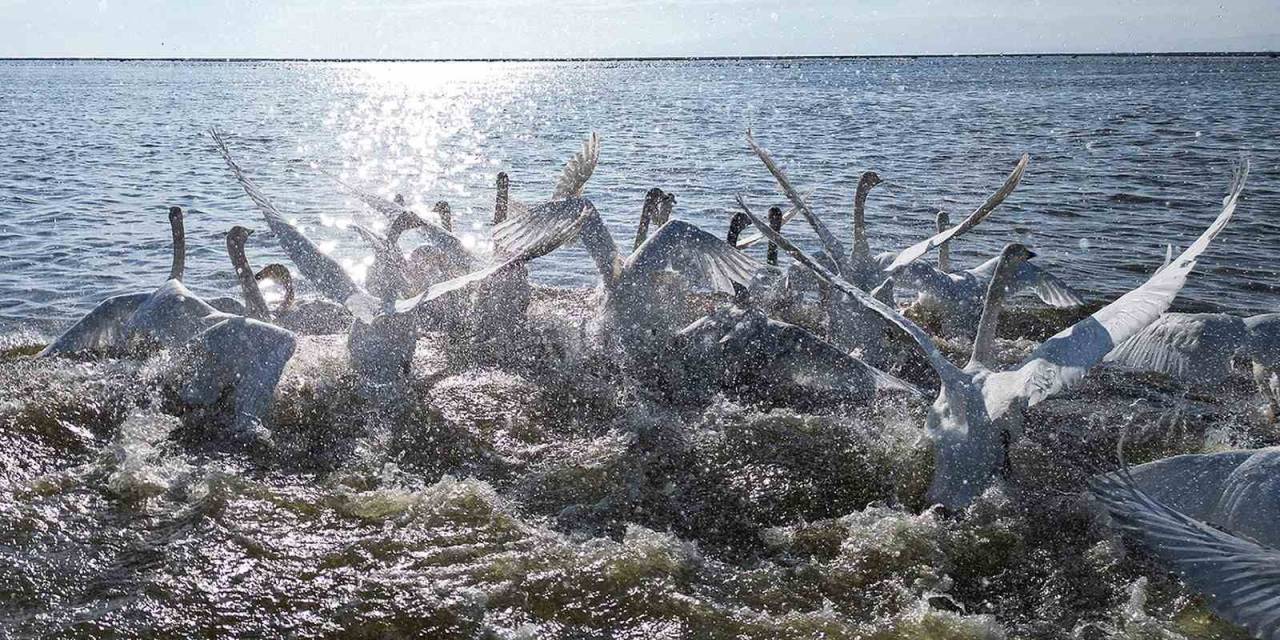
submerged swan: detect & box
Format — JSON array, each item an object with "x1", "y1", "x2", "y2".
[
  {"x1": 742, "y1": 161, "x2": 1247, "y2": 509},
  {"x1": 1090, "y1": 453, "x2": 1280, "y2": 640}
]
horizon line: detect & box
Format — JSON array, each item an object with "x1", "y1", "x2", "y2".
[{"x1": 1, "y1": 50, "x2": 1278, "y2": 63}]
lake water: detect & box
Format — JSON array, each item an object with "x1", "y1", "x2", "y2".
[{"x1": 2, "y1": 57, "x2": 1279, "y2": 639}]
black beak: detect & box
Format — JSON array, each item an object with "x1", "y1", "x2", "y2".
[{"x1": 1026, "y1": 249, "x2": 1038, "y2": 259}]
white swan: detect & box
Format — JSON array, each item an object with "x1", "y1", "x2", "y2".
[
  {"x1": 40, "y1": 206, "x2": 194, "y2": 355},
  {"x1": 1090, "y1": 453, "x2": 1280, "y2": 640},
  {"x1": 740, "y1": 160, "x2": 1247, "y2": 509}
]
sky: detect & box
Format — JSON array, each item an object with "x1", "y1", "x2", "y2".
[{"x1": 1, "y1": 0, "x2": 1277, "y2": 58}]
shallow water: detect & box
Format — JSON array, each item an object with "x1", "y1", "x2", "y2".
[
  {"x1": 3, "y1": 57, "x2": 1280, "y2": 639},
  {"x1": 2, "y1": 56, "x2": 1280, "y2": 334}
]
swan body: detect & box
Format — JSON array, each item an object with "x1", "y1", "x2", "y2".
[
  {"x1": 742, "y1": 160, "x2": 1247, "y2": 509},
  {"x1": 1091, "y1": 455, "x2": 1280, "y2": 640}
]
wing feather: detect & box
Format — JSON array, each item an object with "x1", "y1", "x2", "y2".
[
  {"x1": 1104, "y1": 313, "x2": 1246, "y2": 385},
  {"x1": 552, "y1": 132, "x2": 599, "y2": 199},
  {"x1": 624, "y1": 220, "x2": 760, "y2": 295},
  {"x1": 211, "y1": 127, "x2": 360, "y2": 304},
  {"x1": 1012, "y1": 261, "x2": 1086, "y2": 308}
]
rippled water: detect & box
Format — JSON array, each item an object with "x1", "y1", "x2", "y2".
[
  {"x1": 3, "y1": 57, "x2": 1280, "y2": 639},
  {"x1": 2, "y1": 57, "x2": 1280, "y2": 333}
]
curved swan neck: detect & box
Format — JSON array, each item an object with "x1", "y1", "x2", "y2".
[
  {"x1": 256, "y1": 263, "x2": 296, "y2": 316},
  {"x1": 852, "y1": 172, "x2": 878, "y2": 259},
  {"x1": 387, "y1": 211, "x2": 426, "y2": 246},
  {"x1": 634, "y1": 188, "x2": 662, "y2": 251},
  {"x1": 226, "y1": 228, "x2": 273, "y2": 322},
  {"x1": 968, "y1": 245, "x2": 1032, "y2": 370},
  {"x1": 494, "y1": 172, "x2": 509, "y2": 225},
  {"x1": 767, "y1": 206, "x2": 783, "y2": 266},
  {"x1": 168, "y1": 206, "x2": 185, "y2": 281},
  {"x1": 936, "y1": 210, "x2": 951, "y2": 272}
]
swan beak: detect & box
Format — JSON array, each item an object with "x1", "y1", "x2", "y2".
[{"x1": 1026, "y1": 249, "x2": 1038, "y2": 259}]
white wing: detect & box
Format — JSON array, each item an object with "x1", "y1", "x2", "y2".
[
  {"x1": 746, "y1": 130, "x2": 852, "y2": 276},
  {"x1": 316, "y1": 166, "x2": 407, "y2": 222},
  {"x1": 991, "y1": 161, "x2": 1247, "y2": 407},
  {"x1": 624, "y1": 220, "x2": 760, "y2": 295},
  {"x1": 552, "y1": 132, "x2": 599, "y2": 199},
  {"x1": 1011, "y1": 261, "x2": 1086, "y2": 308},
  {"x1": 396, "y1": 199, "x2": 594, "y2": 314},
  {"x1": 1104, "y1": 313, "x2": 1246, "y2": 385},
  {"x1": 211, "y1": 127, "x2": 361, "y2": 304},
  {"x1": 884, "y1": 154, "x2": 1029, "y2": 272},
  {"x1": 1091, "y1": 469, "x2": 1280, "y2": 640},
  {"x1": 39, "y1": 292, "x2": 150, "y2": 356},
  {"x1": 736, "y1": 195, "x2": 967, "y2": 387}
]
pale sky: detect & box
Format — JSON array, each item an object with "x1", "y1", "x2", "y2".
[{"x1": 1, "y1": 0, "x2": 1276, "y2": 58}]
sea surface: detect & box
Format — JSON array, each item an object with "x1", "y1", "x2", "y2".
[
  {"x1": 2, "y1": 57, "x2": 1280, "y2": 333},
  {"x1": 2, "y1": 57, "x2": 1280, "y2": 639}
]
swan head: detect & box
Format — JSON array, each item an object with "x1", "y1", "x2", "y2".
[
  {"x1": 393, "y1": 193, "x2": 406, "y2": 206},
  {"x1": 1000, "y1": 243, "x2": 1036, "y2": 263},
  {"x1": 227, "y1": 225, "x2": 254, "y2": 248},
  {"x1": 936, "y1": 210, "x2": 950, "y2": 229},
  {"x1": 859, "y1": 171, "x2": 883, "y2": 191},
  {"x1": 168, "y1": 205, "x2": 183, "y2": 223}
]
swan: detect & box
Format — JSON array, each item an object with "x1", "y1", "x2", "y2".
[
  {"x1": 213, "y1": 128, "x2": 590, "y2": 381},
  {"x1": 495, "y1": 196, "x2": 917, "y2": 404},
  {"x1": 740, "y1": 160, "x2": 1247, "y2": 509},
  {"x1": 894, "y1": 247, "x2": 1086, "y2": 338},
  {"x1": 935, "y1": 211, "x2": 951, "y2": 272},
  {"x1": 40, "y1": 205, "x2": 190, "y2": 355},
  {"x1": 1090, "y1": 452, "x2": 1280, "y2": 640}
]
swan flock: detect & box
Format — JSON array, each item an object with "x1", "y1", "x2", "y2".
[{"x1": 35, "y1": 127, "x2": 1278, "y2": 638}]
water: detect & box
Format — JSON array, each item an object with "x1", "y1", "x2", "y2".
[
  {"x1": 2, "y1": 57, "x2": 1280, "y2": 638},
  {"x1": 2, "y1": 57, "x2": 1280, "y2": 333}
]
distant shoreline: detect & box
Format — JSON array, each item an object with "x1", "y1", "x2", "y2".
[{"x1": 1, "y1": 51, "x2": 1277, "y2": 63}]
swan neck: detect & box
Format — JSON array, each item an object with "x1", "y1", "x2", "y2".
[
  {"x1": 937, "y1": 217, "x2": 950, "y2": 272},
  {"x1": 852, "y1": 188, "x2": 870, "y2": 258},
  {"x1": 968, "y1": 257, "x2": 1019, "y2": 370},
  {"x1": 726, "y1": 212, "x2": 750, "y2": 246},
  {"x1": 494, "y1": 172, "x2": 509, "y2": 225},
  {"x1": 634, "y1": 192, "x2": 658, "y2": 251},
  {"x1": 169, "y1": 208, "x2": 185, "y2": 281},
  {"x1": 227, "y1": 235, "x2": 272, "y2": 321}
]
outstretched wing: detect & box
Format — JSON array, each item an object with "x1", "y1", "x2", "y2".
[
  {"x1": 1104, "y1": 313, "x2": 1246, "y2": 385},
  {"x1": 991, "y1": 161, "x2": 1248, "y2": 407},
  {"x1": 736, "y1": 194, "x2": 967, "y2": 388},
  {"x1": 624, "y1": 219, "x2": 760, "y2": 295},
  {"x1": 39, "y1": 293, "x2": 150, "y2": 356},
  {"x1": 552, "y1": 132, "x2": 599, "y2": 200},
  {"x1": 746, "y1": 130, "x2": 852, "y2": 276},
  {"x1": 883, "y1": 154, "x2": 1029, "y2": 272},
  {"x1": 1091, "y1": 469, "x2": 1280, "y2": 640},
  {"x1": 396, "y1": 199, "x2": 595, "y2": 314},
  {"x1": 211, "y1": 127, "x2": 361, "y2": 305},
  {"x1": 1012, "y1": 261, "x2": 1086, "y2": 308}
]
